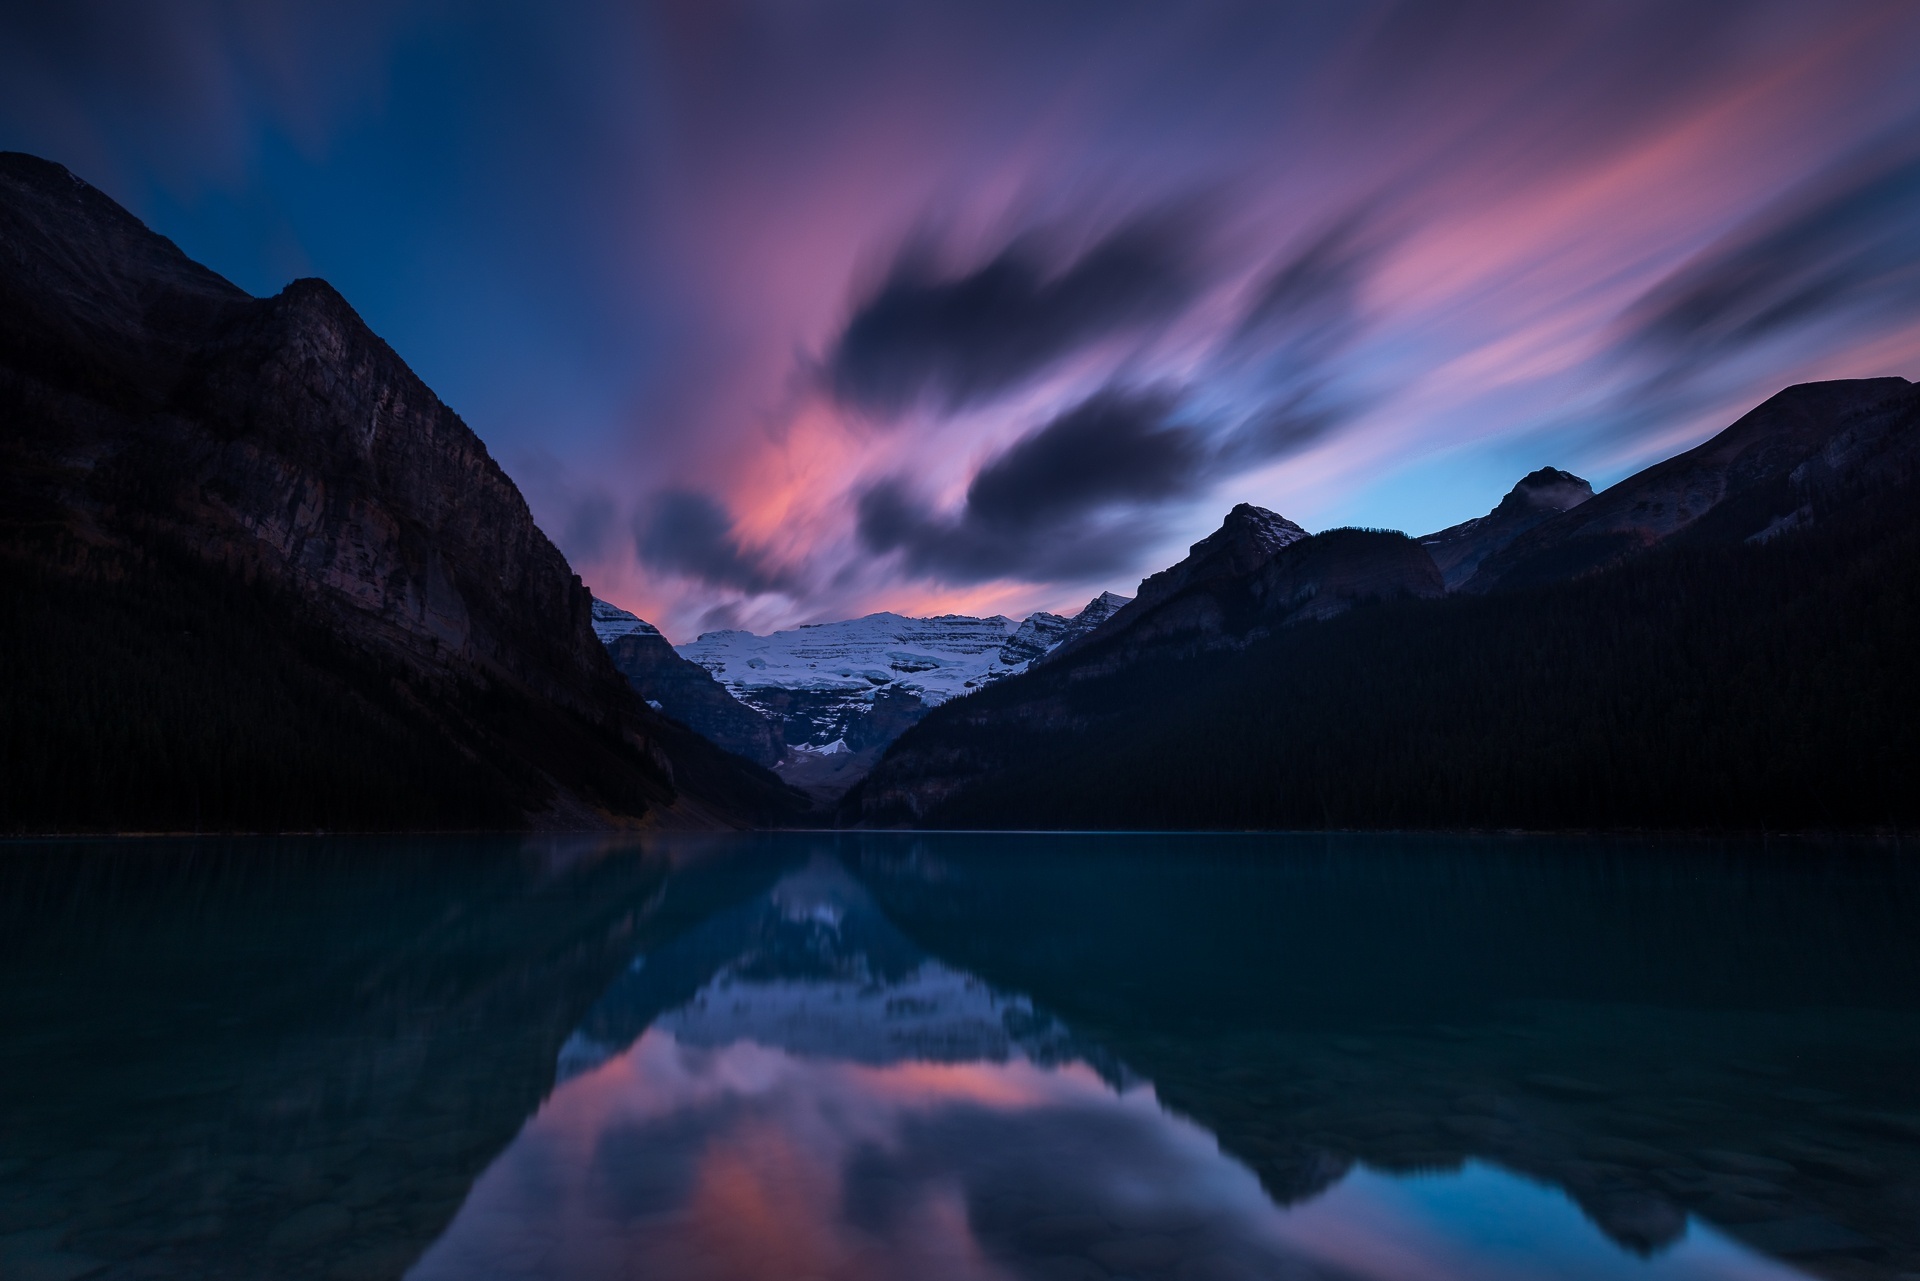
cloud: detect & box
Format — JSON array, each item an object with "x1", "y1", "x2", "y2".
[
  {"x1": 1211, "y1": 216, "x2": 1380, "y2": 462},
  {"x1": 825, "y1": 211, "x2": 1204, "y2": 416},
  {"x1": 967, "y1": 389, "x2": 1203, "y2": 528},
  {"x1": 634, "y1": 490, "x2": 793, "y2": 596},
  {"x1": 851, "y1": 217, "x2": 1384, "y2": 590},
  {"x1": 1233, "y1": 217, "x2": 1376, "y2": 355},
  {"x1": 1620, "y1": 132, "x2": 1920, "y2": 380},
  {"x1": 857, "y1": 390, "x2": 1207, "y2": 583}
]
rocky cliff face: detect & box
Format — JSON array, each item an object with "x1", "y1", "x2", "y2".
[
  {"x1": 1465, "y1": 378, "x2": 1913, "y2": 592},
  {"x1": 593, "y1": 600, "x2": 787, "y2": 768},
  {"x1": 1420, "y1": 467, "x2": 1593, "y2": 590},
  {"x1": 0, "y1": 151, "x2": 798, "y2": 831}
]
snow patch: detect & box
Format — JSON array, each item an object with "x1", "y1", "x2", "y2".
[{"x1": 590, "y1": 597, "x2": 662, "y2": 643}]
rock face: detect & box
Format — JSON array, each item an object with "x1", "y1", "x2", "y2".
[
  {"x1": 998, "y1": 611, "x2": 1068, "y2": 666},
  {"x1": 1054, "y1": 589, "x2": 1132, "y2": 648},
  {"x1": 1465, "y1": 379, "x2": 1914, "y2": 592},
  {"x1": 1117, "y1": 503, "x2": 1306, "y2": 620},
  {"x1": 592, "y1": 600, "x2": 787, "y2": 768},
  {"x1": 0, "y1": 151, "x2": 798, "y2": 831},
  {"x1": 1420, "y1": 467, "x2": 1593, "y2": 590},
  {"x1": 998, "y1": 592, "x2": 1132, "y2": 666}
]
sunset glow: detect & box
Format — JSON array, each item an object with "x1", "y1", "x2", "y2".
[{"x1": 8, "y1": 2, "x2": 1920, "y2": 638}]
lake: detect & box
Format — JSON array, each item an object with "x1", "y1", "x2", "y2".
[{"x1": 1, "y1": 833, "x2": 1916, "y2": 1280}]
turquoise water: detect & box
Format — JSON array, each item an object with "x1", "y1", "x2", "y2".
[{"x1": 1, "y1": 834, "x2": 1916, "y2": 1279}]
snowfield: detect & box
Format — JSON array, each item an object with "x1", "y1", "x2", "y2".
[{"x1": 675, "y1": 611, "x2": 1030, "y2": 710}]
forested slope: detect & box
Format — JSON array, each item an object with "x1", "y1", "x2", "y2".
[{"x1": 852, "y1": 481, "x2": 1918, "y2": 832}]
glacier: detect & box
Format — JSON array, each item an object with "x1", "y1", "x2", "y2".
[{"x1": 672, "y1": 592, "x2": 1130, "y2": 750}]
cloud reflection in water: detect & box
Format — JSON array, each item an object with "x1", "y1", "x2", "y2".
[{"x1": 409, "y1": 861, "x2": 1808, "y2": 1281}]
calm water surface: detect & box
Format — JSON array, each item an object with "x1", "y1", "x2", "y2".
[{"x1": 1, "y1": 834, "x2": 1916, "y2": 1281}]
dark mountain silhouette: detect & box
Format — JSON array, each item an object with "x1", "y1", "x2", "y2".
[
  {"x1": 1037, "y1": 504, "x2": 1441, "y2": 679},
  {"x1": 1464, "y1": 378, "x2": 1912, "y2": 592},
  {"x1": 844, "y1": 378, "x2": 1919, "y2": 831},
  {"x1": 0, "y1": 152, "x2": 804, "y2": 833},
  {"x1": 1419, "y1": 466, "x2": 1593, "y2": 589},
  {"x1": 844, "y1": 511, "x2": 1449, "y2": 825}
]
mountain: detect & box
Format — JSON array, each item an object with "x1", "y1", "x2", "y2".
[
  {"x1": 1046, "y1": 503, "x2": 1304, "y2": 664},
  {"x1": 590, "y1": 599, "x2": 787, "y2": 768},
  {"x1": 841, "y1": 378, "x2": 1920, "y2": 832},
  {"x1": 664, "y1": 595, "x2": 1133, "y2": 804},
  {"x1": 0, "y1": 151, "x2": 802, "y2": 832},
  {"x1": 1036, "y1": 505, "x2": 1441, "y2": 679},
  {"x1": 676, "y1": 592, "x2": 1132, "y2": 751},
  {"x1": 1419, "y1": 467, "x2": 1593, "y2": 589},
  {"x1": 843, "y1": 508, "x2": 1447, "y2": 824},
  {"x1": 1053, "y1": 588, "x2": 1132, "y2": 646},
  {"x1": 676, "y1": 611, "x2": 1024, "y2": 753},
  {"x1": 1465, "y1": 378, "x2": 1912, "y2": 592},
  {"x1": 999, "y1": 590, "x2": 1132, "y2": 665},
  {"x1": 589, "y1": 597, "x2": 663, "y2": 645}
]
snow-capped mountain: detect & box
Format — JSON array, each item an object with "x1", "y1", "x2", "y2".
[
  {"x1": 1000, "y1": 590, "x2": 1133, "y2": 664},
  {"x1": 590, "y1": 598, "x2": 661, "y2": 643},
  {"x1": 679, "y1": 612, "x2": 1024, "y2": 708},
  {"x1": 674, "y1": 595, "x2": 1128, "y2": 750}
]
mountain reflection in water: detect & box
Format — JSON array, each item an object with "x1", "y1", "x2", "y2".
[
  {"x1": 2, "y1": 834, "x2": 1916, "y2": 1281},
  {"x1": 411, "y1": 857, "x2": 1816, "y2": 1281}
]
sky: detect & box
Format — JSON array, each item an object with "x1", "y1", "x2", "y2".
[{"x1": 5, "y1": 1, "x2": 1920, "y2": 641}]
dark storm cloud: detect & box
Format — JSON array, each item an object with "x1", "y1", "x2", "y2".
[
  {"x1": 16, "y1": 0, "x2": 1920, "y2": 631},
  {"x1": 855, "y1": 476, "x2": 1157, "y2": 586},
  {"x1": 1621, "y1": 134, "x2": 1920, "y2": 377},
  {"x1": 857, "y1": 390, "x2": 1209, "y2": 582},
  {"x1": 852, "y1": 219, "x2": 1385, "y2": 588},
  {"x1": 826, "y1": 211, "x2": 1204, "y2": 416},
  {"x1": 967, "y1": 390, "x2": 1203, "y2": 528},
  {"x1": 635, "y1": 490, "x2": 792, "y2": 595}
]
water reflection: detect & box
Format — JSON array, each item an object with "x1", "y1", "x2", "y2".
[
  {"x1": 412, "y1": 856, "x2": 1817, "y2": 1281},
  {"x1": 3, "y1": 834, "x2": 1915, "y2": 1280},
  {"x1": 0, "y1": 833, "x2": 794, "y2": 1281}
]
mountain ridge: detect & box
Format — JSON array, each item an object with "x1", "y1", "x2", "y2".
[
  {"x1": 842, "y1": 376, "x2": 1920, "y2": 830},
  {"x1": 1465, "y1": 378, "x2": 1912, "y2": 592},
  {"x1": 0, "y1": 150, "x2": 801, "y2": 832}
]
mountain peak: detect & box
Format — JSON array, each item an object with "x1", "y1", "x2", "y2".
[
  {"x1": 590, "y1": 597, "x2": 662, "y2": 643},
  {"x1": 1465, "y1": 377, "x2": 1917, "y2": 592},
  {"x1": 1079, "y1": 590, "x2": 1133, "y2": 617},
  {"x1": 1496, "y1": 467, "x2": 1594, "y2": 516},
  {"x1": 1192, "y1": 503, "x2": 1309, "y2": 562},
  {"x1": 1128, "y1": 504, "x2": 1306, "y2": 616},
  {"x1": 1419, "y1": 467, "x2": 1593, "y2": 590}
]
